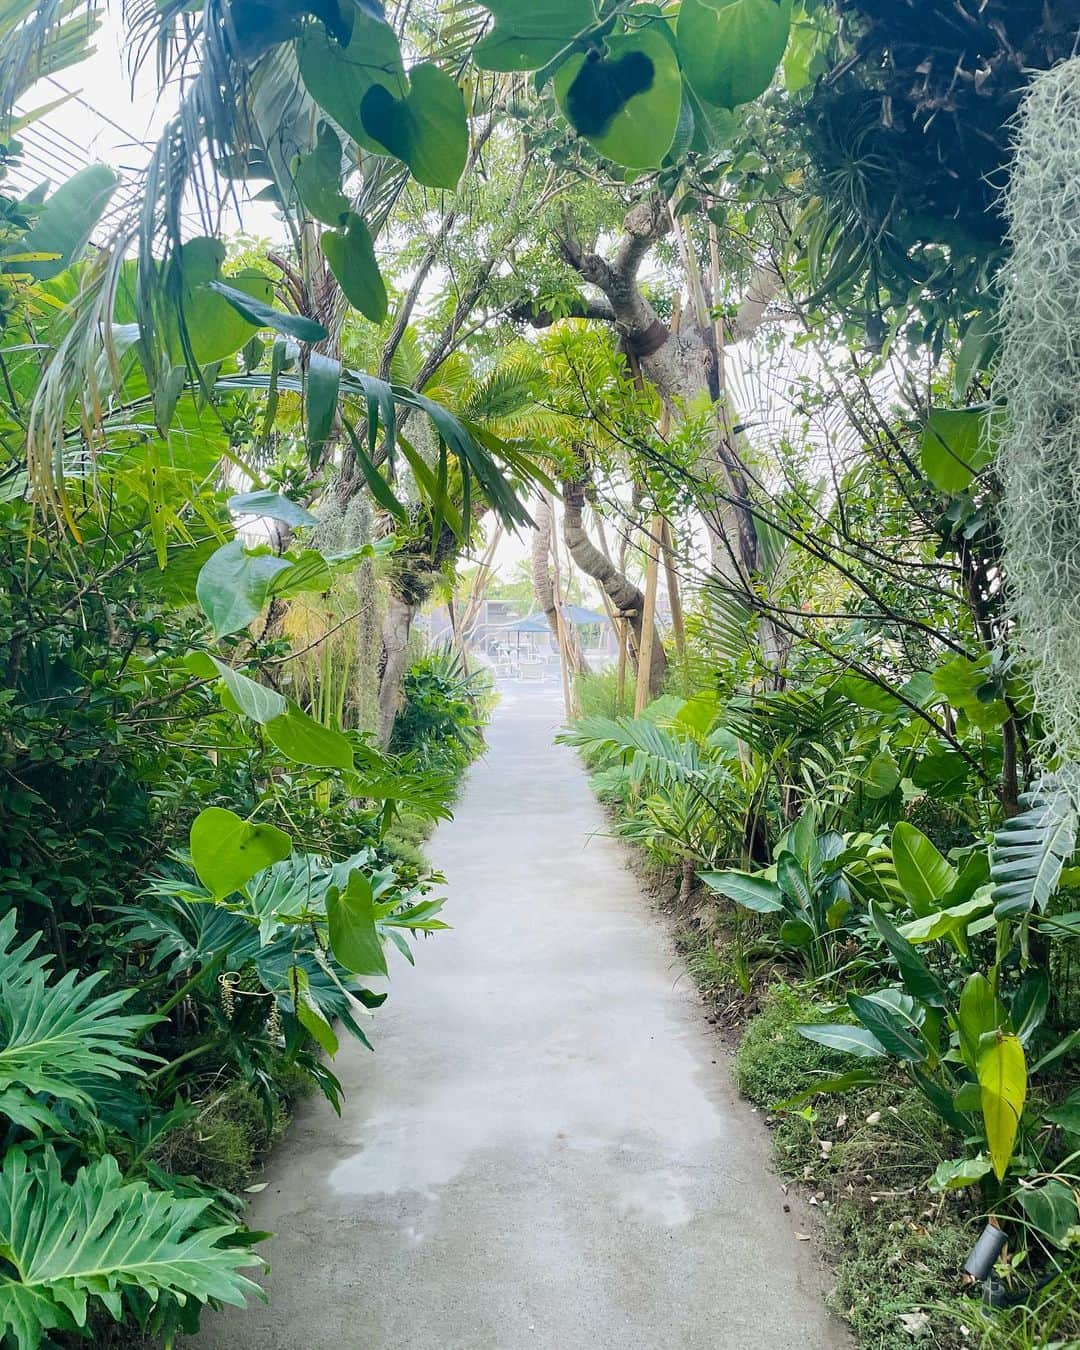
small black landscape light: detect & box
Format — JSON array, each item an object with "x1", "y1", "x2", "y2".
[{"x1": 962, "y1": 1222, "x2": 1008, "y2": 1282}]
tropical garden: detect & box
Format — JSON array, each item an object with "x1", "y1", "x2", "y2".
[{"x1": 0, "y1": 0, "x2": 1078, "y2": 1345}]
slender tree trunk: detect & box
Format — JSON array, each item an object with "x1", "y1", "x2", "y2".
[
  {"x1": 562, "y1": 477, "x2": 667, "y2": 697},
  {"x1": 377, "y1": 591, "x2": 415, "y2": 748}
]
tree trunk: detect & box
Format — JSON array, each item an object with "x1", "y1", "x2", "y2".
[
  {"x1": 531, "y1": 495, "x2": 561, "y2": 655},
  {"x1": 562, "y1": 477, "x2": 667, "y2": 698},
  {"x1": 377, "y1": 591, "x2": 415, "y2": 748}
]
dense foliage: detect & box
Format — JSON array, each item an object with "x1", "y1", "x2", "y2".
[{"x1": 1, "y1": 0, "x2": 1079, "y2": 1344}]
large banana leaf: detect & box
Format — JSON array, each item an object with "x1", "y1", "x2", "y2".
[{"x1": 0, "y1": 1148, "x2": 262, "y2": 1349}]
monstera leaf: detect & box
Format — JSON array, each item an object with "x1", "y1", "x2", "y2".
[
  {"x1": 473, "y1": 0, "x2": 597, "y2": 71},
  {"x1": 0, "y1": 1148, "x2": 262, "y2": 1349},
  {"x1": 554, "y1": 25, "x2": 682, "y2": 169},
  {"x1": 677, "y1": 0, "x2": 791, "y2": 109}
]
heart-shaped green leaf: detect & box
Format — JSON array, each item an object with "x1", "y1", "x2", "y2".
[
  {"x1": 265, "y1": 700, "x2": 354, "y2": 769},
  {"x1": 186, "y1": 651, "x2": 287, "y2": 724},
  {"x1": 196, "y1": 539, "x2": 293, "y2": 637},
  {"x1": 322, "y1": 214, "x2": 387, "y2": 322},
  {"x1": 677, "y1": 0, "x2": 791, "y2": 109},
  {"x1": 190, "y1": 806, "x2": 292, "y2": 899},
  {"x1": 165, "y1": 238, "x2": 276, "y2": 364},
  {"x1": 360, "y1": 64, "x2": 467, "y2": 189},
  {"x1": 297, "y1": 11, "x2": 406, "y2": 152},
  {"x1": 554, "y1": 26, "x2": 682, "y2": 170},
  {"x1": 293, "y1": 122, "x2": 349, "y2": 226},
  {"x1": 327, "y1": 869, "x2": 387, "y2": 975},
  {"x1": 472, "y1": 0, "x2": 597, "y2": 71}
]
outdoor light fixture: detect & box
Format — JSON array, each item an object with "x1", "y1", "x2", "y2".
[{"x1": 962, "y1": 1223, "x2": 1008, "y2": 1283}]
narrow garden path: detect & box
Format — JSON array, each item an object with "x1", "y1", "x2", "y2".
[{"x1": 196, "y1": 684, "x2": 847, "y2": 1350}]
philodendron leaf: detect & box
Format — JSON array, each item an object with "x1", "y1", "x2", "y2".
[
  {"x1": 472, "y1": 0, "x2": 596, "y2": 71},
  {"x1": 554, "y1": 25, "x2": 682, "y2": 170},
  {"x1": 360, "y1": 63, "x2": 468, "y2": 188},
  {"x1": 1016, "y1": 1180, "x2": 1079, "y2": 1246},
  {"x1": 920, "y1": 406, "x2": 995, "y2": 494},
  {"x1": 927, "y1": 1155, "x2": 992, "y2": 1193},
  {"x1": 978, "y1": 1032, "x2": 1026, "y2": 1182},
  {"x1": 297, "y1": 11, "x2": 406, "y2": 152},
  {"x1": 322, "y1": 215, "x2": 387, "y2": 322},
  {"x1": 265, "y1": 701, "x2": 354, "y2": 769},
  {"x1": 293, "y1": 123, "x2": 349, "y2": 226},
  {"x1": 327, "y1": 869, "x2": 387, "y2": 976},
  {"x1": 190, "y1": 806, "x2": 292, "y2": 899},
  {"x1": 290, "y1": 965, "x2": 338, "y2": 1057},
  {"x1": 186, "y1": 652, "x2": 287, "y2": 724},
  {"x1": 196, "y1": 539, "x2": 293, "y2": 637},
  {"x1": 677, "y1": 0, "x2": 791, "y2": 109}
]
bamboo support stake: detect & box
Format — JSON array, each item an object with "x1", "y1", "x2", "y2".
[{"x1": 634, "y1": 512, "x2": 662, "y2": 716}]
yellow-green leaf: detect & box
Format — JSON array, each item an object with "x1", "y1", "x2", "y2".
[{"x1": 978, "y1": 1032, "x2": 1026, "y2": 1181}]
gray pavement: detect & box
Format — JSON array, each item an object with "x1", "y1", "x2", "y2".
[{"x1": 194, "y1": 683, "x2": 847, "y2": 1350}]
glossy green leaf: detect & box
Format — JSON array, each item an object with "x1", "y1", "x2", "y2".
[
  {"x1": 863, "y1": 750, "x2": 900, "y2": 798},
  {"x1": 265, "y1": 701, "x2": 354, "y2": 769},
  {"x1": 554, "y1": 25, "x2": 682, "y2": 170},
  {"x1": 186, "y1": 652, "x2": 287, "y2": 725},
  {"x1": 290, "y1": 965, "x2": 339, "y2": 1057},
  {"x1": 190, "y1": 807, "x2": 292, "y2": 900},
  {"x1": 322, "y1": 215, "x2": 387, "y2": 323},
  {"x1": 698, "y1": 870, "x2": 784, "y2": 912},
  {"x1": 869, "y1": 901, "x2": 946, "y2": 1006},
  {"x1": 779, "y1": 917, "x2": 815, "y2": 948},
  {"x1": 360, "y1": 63, "x2": 468, "y2": 189},
  {"x1": 1043, "y1": 1089, "x2": 1080, "y2": 1135},
  {"x1": 18, "y1": 164, "x2": 118, "y2": 280},
  {"x1": 957, "y1": 972, "x2": 1006, "y2": 1073},
  {"x1": 293, "y1": 122, "x2": 349, "y2": 226},
  {"x1": 327, "y1": 869, "x2": 387, "y2": 976},
  {"x1": 849, "y1": 991, "x2": 927, "y2": 1062},
  {"x1": 978, "y1": 1032, "x2": 1026, "y2": 1181},
  {"x1": 228, "y1": 490, "x2": 317, "y2": 527},
  {"x1": 472, "y1": 0, "x2": 595, "y2": 71},
  {"x1": 207, "y1": 280, "x2": 327, "y2": 344},
  {"x1": 677, "y1": 0, "x2": 791, "y2": 109},
  {"x1": 897, "y1": 894, "x2": 992, "y2": 945},
  {"x1": 1017, "y1": 1181, "x2": 1079, "y2": 1246},
  {"x1": 1011, "y1": 970, "x2": 1050, "y2": 1046},
  {"x1": 796, "y1": 1022, "x2": 888, "y2": 1059},
  {"x1": 927, "y1": 1154, "x2": 992, "y2": 1192},
  {"x1": 166, "y1": 239, "x2": 275, "y2": 365},
  {"x1": 196, "y1": 539, "x2": 293, "y2": 637},
  {"x1": 892, "y1": 821, "x2": 957, "y2": 917},
  {"x1": 306, "y1": 352, "x2": 340, "y2": 465},
  {"x1": 297, "y1": 12, "x2": 406, "y2": 152},
  {"x1": 920, "y1": 407, "x2": 994, "y2": 494}
]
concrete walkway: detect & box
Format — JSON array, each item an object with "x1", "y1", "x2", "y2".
[{"x1": 195, "y1": 685, "x2": 846, "y2": 1350}]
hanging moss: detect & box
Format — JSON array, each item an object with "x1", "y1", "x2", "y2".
[{"x1": 995, "y1": 58, "x2": 1080, "y2": 772}]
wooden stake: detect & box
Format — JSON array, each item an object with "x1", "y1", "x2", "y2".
[{"x1": 634, "y1": 512, "x2": 662, "y2": 716}]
